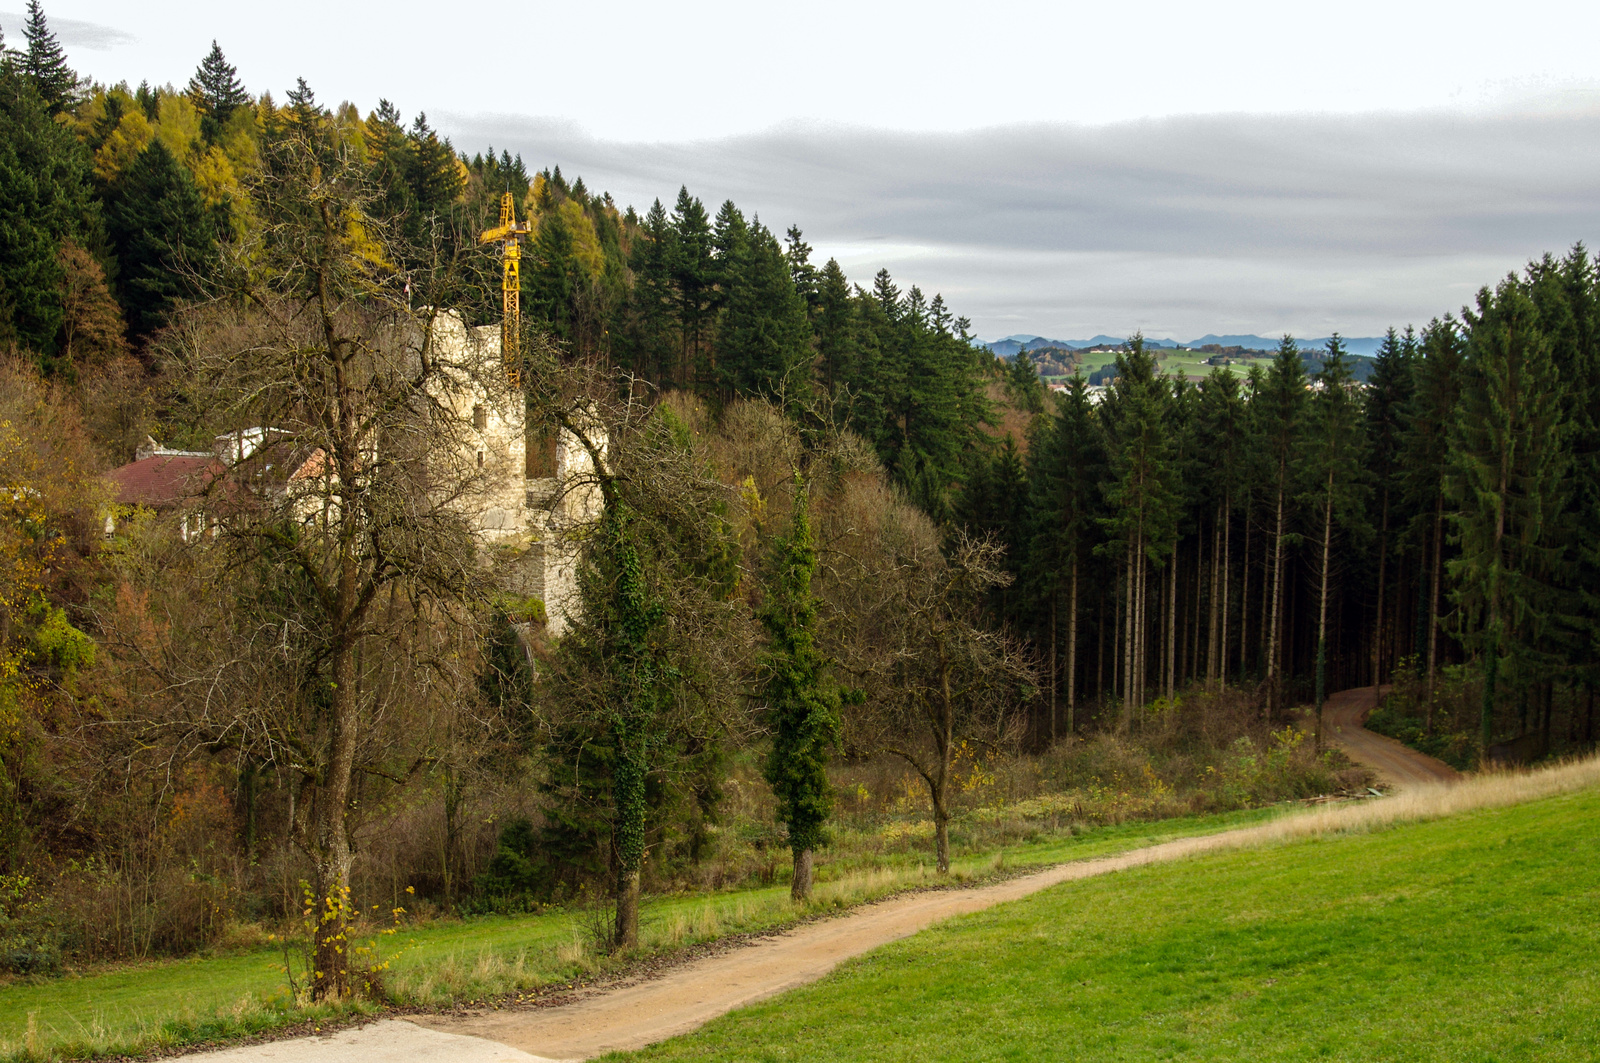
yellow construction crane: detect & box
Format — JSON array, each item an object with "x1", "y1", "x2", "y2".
[{"x1": 479, "y1": 192, "x2": 535, "y2": 388}]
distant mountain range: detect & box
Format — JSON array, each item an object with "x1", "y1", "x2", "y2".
[{"x1": 985, "y1": 334, "x2": 1388, "y2": 358}]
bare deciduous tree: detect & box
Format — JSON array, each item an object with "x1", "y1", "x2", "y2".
[{"x1": 126, "y1": 124, "x2": 504, "y2": 998}]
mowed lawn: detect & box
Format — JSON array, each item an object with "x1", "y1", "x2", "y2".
[
  {"x1": 0, "y1": 808, "x2": 1279, "y2": 1060},
  {"x1": 608, "y1": 785, "x2": 1600, "y2": 1063}
]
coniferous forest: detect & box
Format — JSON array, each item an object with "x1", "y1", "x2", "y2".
[{"x1": 1, "y1": 3, "x2": 1598, "y2": 999}]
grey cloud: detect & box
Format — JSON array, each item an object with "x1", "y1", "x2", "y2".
[
  {"x1": 0, "y1": 11, "x2": 135, "y2": 50},
  {"x1": 437, "y1": 109, "x2": 1600, "y2": 338}
]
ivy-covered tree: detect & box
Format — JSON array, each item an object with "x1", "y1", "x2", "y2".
[{"x1": 759, "y1": 480, "x2": 842, "y2": 901}]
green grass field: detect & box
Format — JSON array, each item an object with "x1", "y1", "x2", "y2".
[
  {"x1": 606, "y1": 784, "x2": 1600, "y2": 1063},
  {"x1": 0, "y1": 807, "x2": 1281, "y2": 1061}
]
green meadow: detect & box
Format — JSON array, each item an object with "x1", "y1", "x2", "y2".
[{"x1": 609, "y1": 783, "x2": 1600, "y2": 1063}]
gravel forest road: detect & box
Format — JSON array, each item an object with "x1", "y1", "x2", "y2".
[{"x1": 1320, "y1": 684, "x2": 1461, "y2": 790}]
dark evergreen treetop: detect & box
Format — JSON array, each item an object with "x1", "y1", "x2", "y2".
[
  {"x1": 0, "y1": 64, "x2": 99, "y2": 360},
  {"x1": 22, "y1": 0, "x2": 77, "y2": 114},
  {"x1": 105, "y1": 138, "x2": 217, "y2": 337},
  {"x1": 187, "y1": 41, "x2": 250, "y2": 133},
  {"x1": 404, "y1": 112, "x2": 462, "y2": 214}
]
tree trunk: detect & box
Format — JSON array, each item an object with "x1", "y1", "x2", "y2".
[
  {"x1": 1238, "y1": 513, "x2": 1250, "y2": 683},
  {"x1": 1126, "y1": 544, "x2": 1139, "y2": 726},
  {"x1": 791, "y1": 848, "x2": 813, "y2": 902},
  {"x1": 1425, "y1": 498, "x2": 1445, "y2": 729},
  {"x1": 1372, "y1": 487, "x2": 1390, "y2": 691},
  {"x1": 613, "y1": 720, "x2": 647, "y2": 950},
  {"x1": 1315, "y1": 473, "x2": 1334, "y2": 749},
  {"x1": 309, "y1": 646, "x2": 359, "y2": 1000},
  {"x1": 1166, "y1": 543, "x2": 1178, "y2": 703},
  {"x1": 1049, "y1": 591, "x2": 1058, "y2": 745},
  {"x1": 616, "y1": 868, "x2": 641, "y2": 946},
  {"x1": 1067, "y1": 558, "x2": 1079, "y2": 734},
  {"x1": 1097, "y1": 590, "x2": 1106, "y2": 706},
  {"x1": 1219, "y1": 497, "x2": 1231, "y2": 692},
  {"x1": 1266, "y1": 482, "x2": 1287, "y2": 720}
]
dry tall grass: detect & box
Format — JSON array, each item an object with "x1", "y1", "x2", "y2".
[
  {"x1": 1053, "y1": 753, "x2": 1600, "y2": 881},
  {"x1": 1255, "y1": 753, "x2": 1600, "y2": 843}
]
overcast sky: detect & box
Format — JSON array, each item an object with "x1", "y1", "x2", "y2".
[{"x1": 7, "y1": 0, "x2": 1600, "y2": 340}]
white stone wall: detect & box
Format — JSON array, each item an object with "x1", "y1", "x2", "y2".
[{"x1": 428, "y1": 311, "x2": 603, "y2": 637}]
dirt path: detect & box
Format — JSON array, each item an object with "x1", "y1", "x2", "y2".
[
  {"x1": 1320, "y1": 684, "x2": 1460, "y2": 790},
  {"x1": 187, "y1": 685, "x2": 1456, "y2": 1063}
]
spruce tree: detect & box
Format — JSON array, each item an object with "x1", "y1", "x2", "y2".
[
  {"x1": 1403, "y1": 317, "x2": 1466, "y2": 711},
  {"x1": 814, "y1": 257, "x2": 856, "y2": 405},
  {"x1": 105, "y1": 139, "x2": 217, "y2": 337},
  {"x1": 1194, "y1": 366, "x2": 1246, "y2": 689},
  {"x1": 0, "y1": 64, "x2": 98, "y2": 360},
  {"x1": 618, "y1": 198, "x2": 677, "y2": 382},
  {"x1": 187, "y1": 41, "x2": 250, "y2": 141},
  {"x1": 784, "y1": 225, "x2": 818, "y2": 317},
  {"x1": 669, "y1": 188, "x2": 713, "y2": 390},
  {"x1": 1028, "y1": 374, "x2": 1103, "y2": 735},
  {"x1": 1098, "y1": 336, "x2": 1179, "y2": 723},
  {"x1": 21, "y1": 0, "x2": 76, "y2": 115},
  {"x1": 404, "y1": 112, "x2": 462, "y2": 214},
  {"x1": 527, "y1": 206, "x2": 577, "y2": 342},
  {"x1": 1301, "y1": 337, "x2": 1369, "y2": 741},
  {"x1": 1253, "y1": 335, "x2": 1307, "y2": 717},
  {"x1": 1365, "y1": 326, "x2": 1415, "y2": 687},
  {"x1": 715, "y1": 220, "x2": 812, "y2": 406},
  {"x1": 759, "y1": 480, "x2": 842, "y2": 901},
  {"x1": 1447, "y1": 278, "x2": 1572, "y2": 756}
]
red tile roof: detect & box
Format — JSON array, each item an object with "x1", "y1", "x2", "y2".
[{"x1": 108, "y1": 454, "x2": 220, "y2": 508}]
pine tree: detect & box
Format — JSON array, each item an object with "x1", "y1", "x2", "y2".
[
  {"x1": 285, "y1": 77, "x2": 319, "y2": 122},
  {"x1": 759, "y1": 480, "x2": 842, "y2": 901},
  {"x1": 105, "y1": 139, "x2": 217, "y2": 337},
  {"x1": 1006, "y1": 350, "x2": 1045, "y2": 413},
  {"x1": 21, "y1": 0, "x2": 76, "y2": 115}
]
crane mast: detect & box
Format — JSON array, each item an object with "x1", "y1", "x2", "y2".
[{"x1": 479, "y1": 192, "x2": 535, "y2": 388}]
